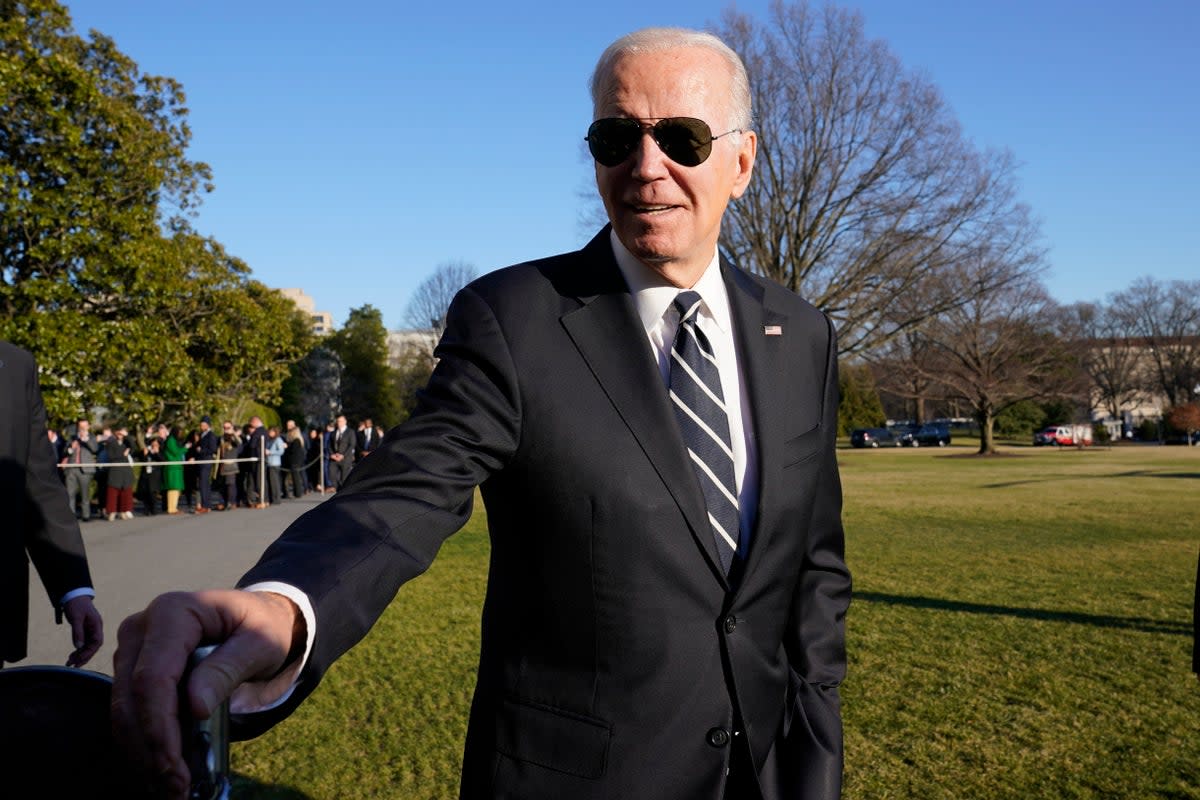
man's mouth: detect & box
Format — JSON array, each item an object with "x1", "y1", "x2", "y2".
[{"x1": 628, "y1": 203, "x2": 677, "y2": 214}]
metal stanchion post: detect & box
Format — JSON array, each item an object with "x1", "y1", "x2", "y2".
[{"x1": 259, "y1": 444, "x2": 267, "y2": 508}]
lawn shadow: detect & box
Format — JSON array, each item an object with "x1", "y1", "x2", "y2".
[
  {"x1": 984, "y1": 468, "x2": 1200, "y2": 488},
  {"x1": 855, "y1": 591, "x2": 1191, "y2": 636},
  {"x1": 230, "y1": 773, "x2": 315, "y2": 799}
]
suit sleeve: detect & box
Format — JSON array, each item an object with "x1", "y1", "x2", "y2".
[
  {"x1": 777, "y1": 314, "x2": 851, "y2": 799},
  {"x1": 22, "y1": 353, "x2": 93, "y2": 608},
  {"x1": 234, "y1": 285, "x2": 521, "y2": 737}
]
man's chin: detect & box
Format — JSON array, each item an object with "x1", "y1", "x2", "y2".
[{"x1": 619, "y1": 233, "x2": 675, "y2": 265}]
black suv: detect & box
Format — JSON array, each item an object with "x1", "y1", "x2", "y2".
[
  {"x1": 850, "y1": 427, "x2": 898, "y2": 448},
  {"x1": 908, "y1": 422, "x2": 951, "y2": 447}
]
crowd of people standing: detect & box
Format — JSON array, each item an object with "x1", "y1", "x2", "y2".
[{"x1": 50, "y1": 413, "x2": 386, "y2": 522}]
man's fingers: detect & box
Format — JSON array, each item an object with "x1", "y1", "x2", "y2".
[
  {"x1": 112, "y1": 595, "x2": 205, "y2": 799},
  {"x1": 63, "y1": 597, "x2": 103, "y2": 668},
  {"x1": 110, "y1": 589, "x2": 300, "y2": 797},
  {"x1": 184, "y1": 590, "x2": 299, "y2": 717}
]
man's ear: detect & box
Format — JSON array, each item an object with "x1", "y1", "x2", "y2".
[{"x1": 729, "y1": 130, "x2": 757, "y2": 200}]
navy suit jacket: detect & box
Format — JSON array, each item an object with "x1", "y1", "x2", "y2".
[
  {"x1": 0, "y1": 342, "x2": 93, "y2": 663},
  {"x1": 238, "y1": 229, "x2": 851, "y2": 799}
]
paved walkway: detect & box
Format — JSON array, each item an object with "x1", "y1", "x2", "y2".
[{"x1": 22, "y1": 493, "x2": 330, "y2": 675}]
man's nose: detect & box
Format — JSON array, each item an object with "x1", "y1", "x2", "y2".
[{"x1": 629, "y1": 130, "x2": 670, "y2": 179}]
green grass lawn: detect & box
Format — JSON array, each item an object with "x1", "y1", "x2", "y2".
[{"x1": 232, "y1": 444, "x2": 1200, "y2": 799}]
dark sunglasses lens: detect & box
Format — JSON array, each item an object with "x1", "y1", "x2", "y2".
[
  {"x1": 587, "y1": 118, "x2": 641, "y2": 167},
  {"x1": 653, "y1": 118, "x2": 712, "y2": 166}
]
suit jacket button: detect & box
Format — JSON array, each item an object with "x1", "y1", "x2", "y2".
[
  {"x1": 723, "y1": 615, "x2": 737, "y2": 634},
  {"x1": 707, "y1": 727, "x2": 730, "y2": 747}
]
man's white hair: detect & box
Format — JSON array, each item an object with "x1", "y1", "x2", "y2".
[{"x1": 589, "y1": 27, "x2": 753, "y2": 131}]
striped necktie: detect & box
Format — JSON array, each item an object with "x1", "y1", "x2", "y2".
[{"x1": 669, "y1": 290, "x2": 739, "y2": 575}]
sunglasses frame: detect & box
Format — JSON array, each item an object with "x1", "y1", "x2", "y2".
[{"x1": 586, "y1": 116, "x2": 741, "y2": 168}]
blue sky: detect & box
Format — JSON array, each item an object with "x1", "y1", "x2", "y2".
[{"x1": 64, "y1": 1, "x2": 1198, "y2": 330}]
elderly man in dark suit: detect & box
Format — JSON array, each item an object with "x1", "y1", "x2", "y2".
[
  {"x1": 113, "y1": 27, "x2": 850, "y2": 800},
  {"x1": 0, "y1": 341, "x2": 103, "y2": 668}
]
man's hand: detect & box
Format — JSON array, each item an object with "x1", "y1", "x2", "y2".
[
  {"x1": 111, "y1": 589, "x2": 300, "y2": 799},
  {"x1": 63, "y1": 595, "x2": 103, "y2": 667}
]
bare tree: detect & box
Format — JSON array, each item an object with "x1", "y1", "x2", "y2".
[
  {"x1": 907, "y1": 251, "x2": 1078, "y2": 454},
  {"x1": 872, "y1": 326, "x2": 939, "y2": 424},
  {"x1": 715, "y1": 1, "x2": 1042, "y2": 356},
  {"x1": 1060, "y1": 302, "x2": 1146, "y2": 421},
  {"x1": 1109, "y1": 277, "x2": 1200, "y2": 408},
  {"x1": 403, "y1": 261, "x2": 478, "y2": 337},
  {"x1": 870, "y1": 271, "x2": 963, "y2": 423}
]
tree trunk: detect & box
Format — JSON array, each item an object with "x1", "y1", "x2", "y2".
[{"x1": 977, "y1": 411, "x2": 997, "y2": 455}]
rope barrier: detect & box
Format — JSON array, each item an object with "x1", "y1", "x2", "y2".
[{"x1": 58, "y1": 457, "x2": 259, "y2": 469}]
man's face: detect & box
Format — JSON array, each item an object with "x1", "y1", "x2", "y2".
[
  {"x1": 200, "y1": 421, "x2": 210, "y2": 432},
  {"x1": 222, "y1": 423, "x2": 233, "y2": 435},
  {"x1": 593, "y1": 47, "x2": 756, "y2": 287},
  {"x1": 337, "y1": 416, "x2": 347, "y2": 429},
  {"x1": 78, "y1": 421, "x2": 90, "y2": 437}
]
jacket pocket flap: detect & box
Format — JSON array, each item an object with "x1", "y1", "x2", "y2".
[{"x1": 496, "y1": 697, "x2": 611, "y2": 779}]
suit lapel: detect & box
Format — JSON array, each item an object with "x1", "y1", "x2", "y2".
[
  {"x1": 723, "y1": 262, "x2": 790, "y2": 587},
  {"x1": 560, "y1": 233, "x2": 729, "y2": 585}
]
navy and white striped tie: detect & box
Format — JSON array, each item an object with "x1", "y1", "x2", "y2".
[{"x1": 669, "y1": 290, "x2": 739, "y2": 574}]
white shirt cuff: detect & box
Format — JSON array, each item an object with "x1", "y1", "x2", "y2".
[
  {"x1": 232, "y1": 582, "x2": 317, "y2": 715},
  {"x1": 59, "y1": 587, "x2": 96, "y2": 606}
]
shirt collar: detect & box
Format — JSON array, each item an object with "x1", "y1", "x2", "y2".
[{"x1": 609, "y1": 229, "x2": 732, "y2": 334}]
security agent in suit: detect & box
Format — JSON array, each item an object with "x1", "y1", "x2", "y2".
[
  {"x1": 0, "y1": 341, "x2": 103, "y2": 667},
  {"x1": 328, "y1": 414, "x2": 356, "y2": 489},
  {"x1": 193, "y1": 416, "x2": 219, "y2": 513},
  {"x1": 356, "y1": 418, "x2": 382, "y2": 460},
  {"x1": 112, "y1": 28, "x2": 850, "y2": 800}
]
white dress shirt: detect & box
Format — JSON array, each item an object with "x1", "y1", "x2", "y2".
[{"x1": 609, "y1": 230, "x2": 760, "y2": 542}]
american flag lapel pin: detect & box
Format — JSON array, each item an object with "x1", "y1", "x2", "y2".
[{"x1": 764, "y1": 324, "x2": 783, "y2": 336}]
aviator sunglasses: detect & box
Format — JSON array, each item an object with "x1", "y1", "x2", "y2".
[{"x1": 586, "y1": 117, "x2": 740, "y2": 168}]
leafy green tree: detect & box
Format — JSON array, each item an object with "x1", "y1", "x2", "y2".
[
  {"x1": 1036, "y1": 397, "x2": 1081, "y2": 430},
  {"x1": 326, "y1": 305, "x2": 400, "y2": 429},
  {"x1": 837, "y1": 361, "x2": 886, "y2": 436},
  {"x1": 993, "y1": 400, "x2": 1043, "y2": 439},
  {"x1": 279, "y1": 345, "x2": 342, "y2": 429},
  {"x1": 1, "y1": 1, "x2": 309, "y2": 425},
  {"x1": 391, "y1": 346, "x2": 434, "y2": 426}
]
